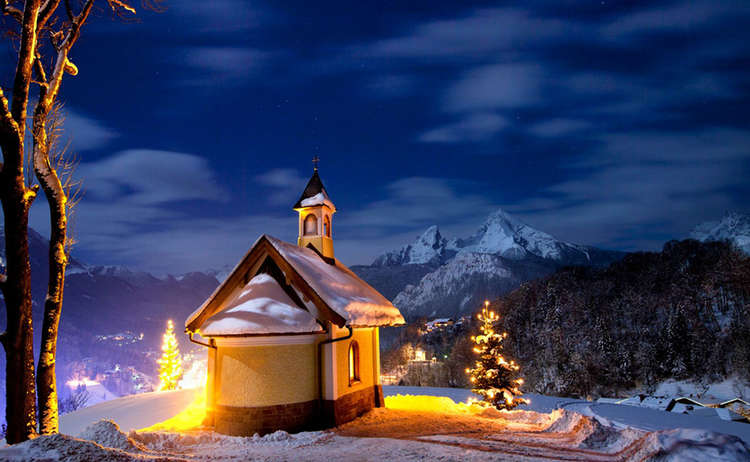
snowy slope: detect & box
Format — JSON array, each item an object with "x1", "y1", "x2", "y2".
[
  {"x1": 58, "y1": 388, "x2": 199, "y2": 436},
  {"x1": 3, "y1": 386, "x2": 748, "y2": 461},
  {"x1": 691, "y1": 212, "x2": 750, "y2": 254},
  {"x1": 364, "y1": 208, "x2": 623, "y2": 319},
  {"x1": 393, "y1": 252, "x2": 520, "y2": 318}
]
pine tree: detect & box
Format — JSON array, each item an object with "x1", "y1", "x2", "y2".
[
  {"x1": 157, "y1": 320, "x2": 183, "y2": 391},
  {"x1": 467, "y1": 301, "x2": 527, "y2": 409}
]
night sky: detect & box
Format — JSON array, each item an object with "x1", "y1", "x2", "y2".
[{"x1": 3, "y1": 0, "x2": 749, "y2": 274}]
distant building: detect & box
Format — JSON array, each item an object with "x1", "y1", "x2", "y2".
[
  {"x1": 718, "y1": 398, "x2": 750, "y2": 413},
  {"x1": 424, "y1": 318, "x2": 454, "y2": 332},
  {"x1": 665, "y1": 397, "x2": 705, "y2": 413}
]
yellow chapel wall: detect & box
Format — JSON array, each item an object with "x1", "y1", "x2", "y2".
[
  {"x1": 334, "y1": 327, "x2": 379, "y2": 398},
  {"x1": 214, "y1": 342, "x2": 318, "y2": 407}
]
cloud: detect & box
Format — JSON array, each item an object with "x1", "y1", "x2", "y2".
[
  {"x1": 77, "y1": 149, "x2": 225, "y2": 204},
  {"x1": 73, "y1": 214, "x2": 295, "y2": 275},
  {"x1": 603, "y1": 1, "x2": 739, "y2": 38},
  {"x1": 367, "y1": 8, "x2": 568, "y2": 61},
  {"x1": 340, "y1": 177, "x2": 495, "y2": 235},
  {"x1": 418, "y1": 112, "x2": 507, "y2": 143},
  {"x1": 443, "y1": 63, "x2": 542, "y2": 112},
  {"x1": 180, "y1": 47, "x2": 267, "y2": 85},
  {"x1": 28, "y1": 149, "x2": 229, "y2": 273},
  {"x1": 31, "y1": 173, "x2": 498, "y2": 272},
  {"x1": 506, "y1": 128, "x2": 750, "y2": 250},
  {"x1": 528, "y1": 119, "x2": 590, "y2": 138},
  {"x1": 62, "y1": 109, "x2": 118, "y2": 152},
  {"x1": 170, "y1": 0, "x2": 267, "y2": 33},
  {"x1": 254, "y1": 168, "x2": 308, "y2": 206},
  {"x1": 365, "y1": 74, "x2": 415, "y2": 98}
]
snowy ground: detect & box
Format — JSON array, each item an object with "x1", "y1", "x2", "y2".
[{"x1": 1, "y1": 386, "x2": 749, "y2": 461}]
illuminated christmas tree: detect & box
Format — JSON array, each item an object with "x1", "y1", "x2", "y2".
[
  {"x1": 466, "y1": 301, "x2": 527, "y2": 409},
  {"x1": 157, "y1": 320, "x2": 183, "y2": 391}
]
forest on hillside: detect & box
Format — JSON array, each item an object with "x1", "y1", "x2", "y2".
[{"x1": 384, "y1": 239, "x2": 750, "y2": 398}]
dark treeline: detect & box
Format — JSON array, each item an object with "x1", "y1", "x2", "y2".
[
  {"x1": 384, "y1": 239, "x2": 750, "y2": 398},
  {"x1": 497, "y1": 239, "x2": 750, "y2": 398}
]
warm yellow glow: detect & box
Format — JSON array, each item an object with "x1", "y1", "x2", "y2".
[
  {"x1": 385, "y1": 394, "x2": 481, "y2": 415},
  {"x1": 385, "y1": 394, "x2": 533, "y2": 418},
  {"x1": 178, "y1": 354, "x2": 207, "y2": 389},
  {"x1": 157, "y1": 319, "x2": 183, "y2": 391},
  {"x1": 66, "y1": 377, "x2": 100, "y2": 389},
  {"x1": 138, "y1": 389, "x2": 206, "y2": 433}
]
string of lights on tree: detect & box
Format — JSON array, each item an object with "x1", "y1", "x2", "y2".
[
  {"x1": 157, "y1": 320, "x2": 184, "y2": 391},
  {"x1": 466, "y1": 301, "x2": 528, "y2": 410}
]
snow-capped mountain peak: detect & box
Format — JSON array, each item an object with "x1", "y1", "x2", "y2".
[
  {"x1": 448, "y1": 208, "x2": 576, "y2": 261},
  {"x1": 690, "y1": 212, "x2": 750, "y2": 254},
  {"x1": 363, "y1": 207, "x2": 624, "y2": 320},
  {"x1": 372, "y1": 225, "x2": 450, "y2": 266}
]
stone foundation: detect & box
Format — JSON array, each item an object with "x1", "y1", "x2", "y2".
[
  {"x1": 211, "y1": 385, "x2": 383, "y2": 436},
  {"x1": 214, "y1": 400, "x2": 317, "y2": 436},
  {"x1": 321, "y1": 385, "x2": 383, "y2": 427}
]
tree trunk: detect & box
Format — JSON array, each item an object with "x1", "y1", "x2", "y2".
[
  {"x1": 33, "y1": 109, "x2": 69, "y2": 435},
  {"x1": 0, "y1": 0, "x2": 41, "y2": 441},
  {"x1": 0, "y1": 145, "x2": 38, "y2": 444}
]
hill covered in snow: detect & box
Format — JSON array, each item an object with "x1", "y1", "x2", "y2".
[
  {"x1": 354, "y1": 208, "x2": 624, "y2": 319},
  {"x1": 2, "y1": 386, "x2": 749, "y2": 461},
  {"x1": 691, "y1": 211, "x2": 750, "y2": 254}
]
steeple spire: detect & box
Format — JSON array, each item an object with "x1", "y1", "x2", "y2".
[{"x1": 294, "y1": 162, "x2": 336, "y2": 259}]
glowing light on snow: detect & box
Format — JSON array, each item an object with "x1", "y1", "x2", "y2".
[
  {"x1": 385, "y1": 394, "x2": 483, "y2": 414},
  {"x1": 66, "y1": 377, "x2": 100, "y2": 389},
  {"x1": 138, "y1": 388, "x2": 206, "y2": 433},
  {"x1": 178, "y1": 355, "x2": 207, "y2": 389}
]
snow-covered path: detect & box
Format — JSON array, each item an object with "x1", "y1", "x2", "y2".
[{"x1": 2, "y1": 387, "x2": 749, "y2": 461}]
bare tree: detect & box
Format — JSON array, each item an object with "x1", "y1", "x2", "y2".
[{"x1": 0, "y1": 0, "x2": 140, "y2": 443}]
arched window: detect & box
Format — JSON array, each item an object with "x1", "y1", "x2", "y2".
[
  {"x1": 348, "y1": 340, "x2": 360, "y2": 385},
  {"x1": 303, "y1": 214, "x2": 318, "y2": 236},
  {"x1": 323, "y1": 215, "x2": 331, "y2": 238}
]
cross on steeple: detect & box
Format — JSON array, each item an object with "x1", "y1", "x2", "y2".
[{"x1": 312, "y1": 156, "x2": 320, "y2": 171}]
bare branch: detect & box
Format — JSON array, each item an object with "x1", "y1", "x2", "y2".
[
  {"x1": 38, "y1": 0, "x2": 61, "y2": 30},
  {"x1": 63, "y1": 0, "x2": 73, "y2": 21},
  {"x1": 1, "y1": 0, "x2": 23, "y2": 22},
  {"x1": 33, "y1": 53, "x2": 49, "y2": 86},
  {"x1": 63, "y1": 0, "x2": 95, "y2": 50},
  {"x1": 10, "y1": 0, "x2": 42, "y2": 134},
  {"x1": 107, "y1": 0, "x2": 135, "y2": 15}
]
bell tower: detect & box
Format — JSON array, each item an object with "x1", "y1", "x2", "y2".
[{"x1": 293, "y1": 157, "x2": 336, "y2": 259}]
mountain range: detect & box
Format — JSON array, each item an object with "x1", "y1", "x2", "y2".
[
  {"x1": 353, "y1": 210, "x2": 750, "y2": 320},
  {"x1": 2, "y1": 210, "x2": 748, "y2": 333},
  {"x1": 352, "y1": 208, "x2": 625, "y2": 320}
]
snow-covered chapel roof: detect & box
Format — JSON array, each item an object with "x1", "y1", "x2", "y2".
[
  {"x1": 186, "y1": 235, "x2": 404, "y2": 334},
  {"x1": 200, "y1": 273, "x2": 324, "y2": 336}
]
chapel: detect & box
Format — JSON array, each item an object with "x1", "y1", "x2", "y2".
[{"x1": 185, "y1": 163, "x2": 404, "y2": 436}]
